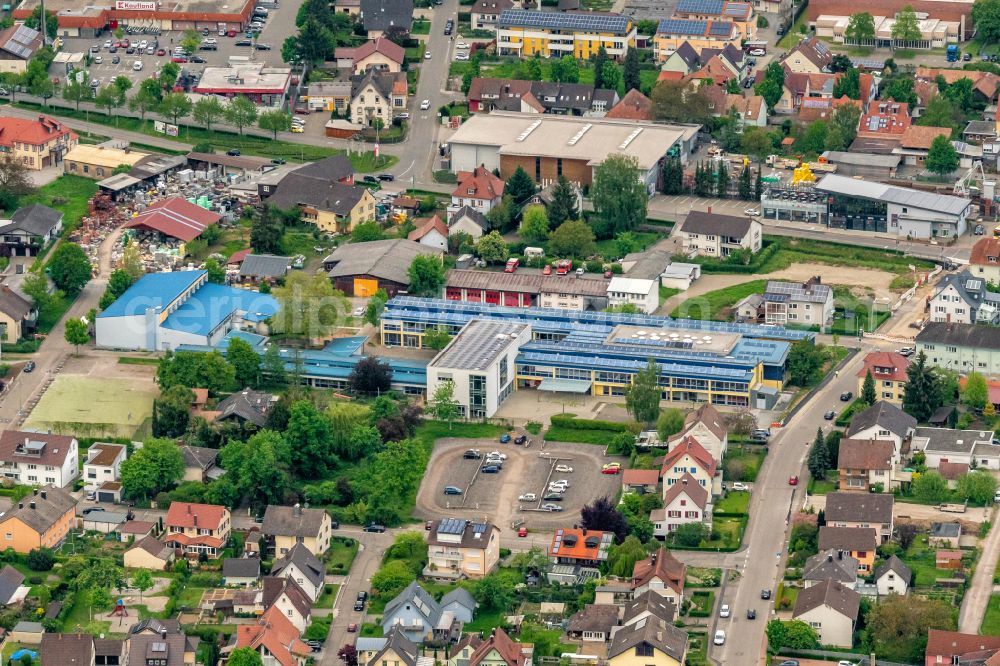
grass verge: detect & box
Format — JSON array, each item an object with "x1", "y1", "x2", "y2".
[{"x1": 670, "y1": 280, "x2": 766, "y2": 320}]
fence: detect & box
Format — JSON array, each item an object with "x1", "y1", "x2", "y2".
[{"x1": 777, "y1": 648, "x2": 912, "y2": 666}]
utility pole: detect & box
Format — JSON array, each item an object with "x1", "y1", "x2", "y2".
[{"x1": 39, "y1": 0, "x2": 46, "y2": 46}]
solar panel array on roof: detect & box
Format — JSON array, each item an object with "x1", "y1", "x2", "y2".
[
  {"x1": 3, "y1": 25, "x2": 38, "y2": 59},
  {"x1": 967, "y1": 279, "x2": 983, "y2": 291},
  {"x1": 438, "y1": 518, "x2": 466, "y2": 535},
  {"x1": 676, "y1": 0, "x2": 724, "y2": 13},
  {"x1": 657, "y1": 18, "x2": 708, "y2": 35},
  {"x1": 723, "y1": 3, "x2": 750, "y2": 15},
  {"x1": 709, "y1": 21, "x2": 735, "y2": 36},
  {"x1": 498, "y1": 9, "x2": 630, "y2": 34}
]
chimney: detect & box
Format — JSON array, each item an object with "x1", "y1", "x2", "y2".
[
  {"x1": 582, "y1": 528, "x2": 587, "y2": 535},
  {"x1": 827, "y1": 554, "x2": 833, "y2": 562},
  {"x1": 40, "y1": 490, "x2": 46, "y2": 500},
  {"x1": 707, "y1": 205, "x2": 712, "y2": 214},
  {"x1": 29, "y1": 501, "x2": 35, "y2": 510},
  {"x1": 293, "y1": 503, "x2": 301, "y2": 517},
  {"x1": 161, "y1": 629, "x2": 166, "y2": 640},
  {"x1": 17, "y1": 502, "x2": 22, "y2": 510}
]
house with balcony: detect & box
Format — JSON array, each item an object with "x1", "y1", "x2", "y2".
[
  {"x1": 856, "y1": 351, "x2": 911, "y2": 404},
  {"x1": 969, "y1": 237, "x2": 1000, "y2": 285},
  {"x1": 791, "y1": 579, "x2": 860, "y2": 648},
  {"x1": 818, "y1": 526, "x2": 878, "y2": 575},
  {"x1": 164, "y1": 502, "x2": 232, "y2": 558},
  {"x1": 549, "y1": 528, "x2": 614, "y2": 566},
  {"x1": 425, "y1": 518, "x2": 500, "y2": 580},
  {"x1": 262, "y1": 503, "x2": 333, "y2": 557},
  {"x1": 496, "y1": 9, "x2": 636, "y2": 60},
  {"x1": 0, "y1": 431, "x2": 78, "y2": 488},
  {"x1": 0, "y1": 204, "x2": 63, "y2": 257},
  {"x1": 83, "y1": 443, "x2": 126, "y2": 491},
  {"x1": 824, "y1": 492, "x2": 893, "y2": 543},
  {"x1": 381, "y1": 581, "x2": 476, "y2": 645},
  {"x1": 837, "y1": 438, "x2": 896, "y2": 492},
  {"x1": 349, "y1": 70, "x2": 408, "y2": 127},
  {"x1": 845, "y1": 400, "x2": 916, "y2": 460},
  {"x1": 756, "y1": 277, "x2": 834, "y2": 327},
  {"x1": 928, "y1": 270, "x2": 1000, "y2": 324}
]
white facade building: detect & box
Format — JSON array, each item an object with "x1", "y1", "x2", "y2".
[
  {"x1": 0, "y1": 431, "x2": 79, "y2": 488},
  {"x1": 606, "y1": 277, "x2": 659, "y2": 314},
  {"x1": 83, "y1": 443, "x2": 126, "y2": 490}
]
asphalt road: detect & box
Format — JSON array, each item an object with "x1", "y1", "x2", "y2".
[{"x1": 958, "y1": 503, "x2": 1000, "y2": 632}]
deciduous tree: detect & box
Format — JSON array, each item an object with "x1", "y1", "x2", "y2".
[
  {"x1": 407, "y1": 255, "x2": 445, "y2": 296},
  {"x1": 547, "y1": 219, "x2": 595, "y2": 258},
  {"x1": 519, "y1": 205, "x2": 549, "y2": 244},
  {"x1": 349, "y1": 356, "x2": 393, "y2": 395},
  {"x1": 47, "y1": 242, "x2": 91, "y2": 294},
  {"x1": 580, "y1": 496, "x2": 629, "y2": 542},
  {"x1": 259, "y1": 110, "x2": 292, "y2": 138},
  {"x1": 225, "y1": 96, "x2": 259, "y2": 135},
  {"x1": 863, "y1": 595, "x2": 954, "y2": 662},
  {"x1": 64, "y1": 317, "x2": 89, "y2": 354},
  {"x1": 193, "y1": 97, "x2": 226, "y2": 131},
  {"x1": 592, "y1": 154, "x2": 647, "y2": 236},
  {"x1": 626, "y1": 359, "x2": 661, "y2": 425},
  {"x1": 845, "y1": 12, "x2": 876, "y2": 44},
  {"x1": 926, "y1": 134, "x2": 959, "y2": 176},
  {"x1": 476, "y1": 231, "x2": 509, "y2": 265},
  {"x1": 962, "y1": 371, "x2": 989, "y2": 409},
  {"x1": 120, "y1": 438, "x2": 185, "y2": 500}
]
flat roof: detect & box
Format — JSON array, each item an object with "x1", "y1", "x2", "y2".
[
  {"x1": 431, "y1": 319, "x2": 528, "y2": 371},
  {"x1": 607, "y1": 324, "x2": 740, "y2": 355},
  {"x1": 97, "y1": 173, "x2": 141, "y2": 191},
  {"x1": 449, "y1": 112, "x2": 693, "y2": 171},
  {"x1": 821, "y1": 151, "x2": 901, "y2": 167},
  {"x1": 195, "y1": 64, "x2": 291, "y2": 94},
  {"x1": 64, "y1": 144, "x2": 149, "y2": 169},
  {"x1": 98, "y1": 270, "x2": 205, "y2": 319},
  {"x1": 161, "y1": 283, "x2": 278, "y2": 335},
  {"x1": 815, "y1": 174, "x2": 971, "y2": 216}
]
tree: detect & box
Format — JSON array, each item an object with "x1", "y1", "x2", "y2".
[
  {"x1": 831, "y1": 103, "x2": 862, "y2": 146},
  {"x1": 48, "y1": 242, "x2": 91, "y2": 294},
  {"x1": 601, "y1": 61, "x2": 622, "y2": 93},
  {"x1": 863, "y1": 594, "x2": 954, "y2": 662},
  {"x1": 592, "y1": 154, "x2": 647, "y2": 236},
  {"x1": 755, "y1": 62, "x2": 786, "y2": 110},
  {"x1": 64, "y1": 317, "x2": 89, "y2": 354},
  {"x1": 963, "y1": 371, "x2": 989, "y2": 409},
  {"x1": 201, "y1": 257, "x2": 224, "y2": 285},
  {"x1": 250, "y1": 205, "x2": 285, "y2": 254},
  {"x1": 623, "y1": 47, "x2": 641, "y2": 93},
  {"x1": 95, "y1": 85, "x2": 120, "y2": 121},
  {"x1": 580, "y1": 496, "x2": 628, "y2": 542},
  {"x1": 193, "y1": 97, "x2": 226, "y2": 131},
  {"x1": 975, "y1": 0, "x2": 1000, "y2": 44},
  {"x1": 606, "y1": 536, "x2": 648, "y2": 577},
  {"x1": 738, "y1": 164, "x2": 752, "y2": 200},
  {"x1": 338, "y1": 645, "x2": 359, "y2": 666},
  {"x1": 832, "y1": 67, "x2": 861, "y2": 99},
  {"x1": 349, "y1": 356, "x2": 392, "y2": 395},
  {"x1": 158, "y1": 61, "x2": 180, "y2": 90},
  {"x1": 22, "y1": 272, "x2": 52, "y2": 313},
  {"x1": 787, "y1": 339, "x2": 825, "y2": 387},
  {"x1": 657, "y1": 408, "x2": 684, "y2": 441},
  {"x1": 845, "y1": 12, "x2": 876, "y2": 44},
  {"x1": 957, "y1": 469, "x2": 998, "y2": 503},
  {"x1": 62, "y1": 73, "x2": 89, "y2": 111},
  {"x1": 767, "y1": 620, "x2": 819, "y2": 652},
  {"x1": 131, "y1": 568, "x2": 154, "y2": 603},
  {"x1": 715, "y1": 161, "x2": 729, "y2": 198},
  {"x1": 672, "y1": 522, "x2": 709, "y2": 547},
  {"x1": 807, "y1": 427, "x2": 829, "y2": 480},
  {"x1": 474, "y1": 573, "x2": 514, "y2": 611},
  {"x1": 159, "y1": 92, "x2": 193, "y2": 125},
  {"x1": 486, "y1": 195, "x2": 514, "y2": 232},
  {"x1": 420, "y1": 326, "x2": 451, "y2": 351},
  {"x1": 913, "y1": 470, "x2": 949, "y2": 502},
  {"x1": 24, "y1": 6, "x2": 57, "y2": 40},
  {"x1": 157, "y1": 350, "x2": 236, "y2": 394},
  {"x1": 365, "y1": 289, "x2": 389, "y2": 327},
  {"x1": 861, "y1": 370, "x2": 877, "y2": 405},
  {"x1": 259, "y1": 110, "x2": 292, "y2": 138},
  {"x1": 903, "y1": 351, "x2": 942, "y2": 421},
  {"x1": 120, "y1": 438, "x2": 185, "y2": 500},
  {"x1": 592, "y1": 46, "x2": 608, "y2": 89},
  {"x1": 227, "y1": 337, "x2": 261, "y2": 388},
  {"x1": 626, "y1": 359, "x2": 661, "y2": 425},
  {"x1": 286, "y1": 400, "x2": 336, "y2": 478},
  {"x1": 129, "y1": 81, "x2": 161, "y2": 122},
  {"x1": 371, "y1": 559, "x2": 416, "y2": 599},
  {"x1": 505, "y1": 166, "x2": 536, "y2": 204},
  {"x1": 661, "y1": 157, "x2": 684, "y2": 195},
  {"x1": 180, "y1": 28, "x2": 202, "y2": 55},
  {"x1": 218, "y1": 430, "x2": 289, "y2": 510},
  {"x1": 271, "y1": 272, "x2": 345, "y2": 339},
  {"x1": 547, "y1": 176, "x2": 578, "y2": 228},
  {"x1": 225, "y1": 97, "x2": 259, "y2": 135},
  {"x1": 551, "y1": 55, "x2": 579, "y2": 83},
  {"x1": 26, "y1": 548, "x2": 54, "y2": 571},
  {"x1": 547, "y1": 219, "x2": 595, "y2": 257},
  {"x1": 152, "y1": 385, "x2": 193, "y2": 438},
  {"x1": 407, "y1": 255, "x2": 445, "y2": 296},
  {"x1": 476, "y1": 231, "x2": 509, "y2": 265},
  {"x1": 228, "y1": 647, "x2": 264, "y2": 666},
  {"x1": 926, "y1": 134, "x2": 959, "y2": 177},
  {"x1": 799, "y1": 120, "x2": 829, "y2": 155},
  {"x1": 741, "y1": 127, "x2": 773, "y2": 161},
  {"x1": 892, "y1": 5, "x2": 923, "y2": 45},
  {"x1": 519, "y1": 205, "x2": 549, "y2": 244},
  {"x1": 650, "y1": 81, "x2": 711, "y2": 124},
  {"x1": 919, "y1": 95, "x2": 961, "y2": 129}
]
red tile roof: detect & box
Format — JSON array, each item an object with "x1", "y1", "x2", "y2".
[
  {"x1": 657, "y1": 71, "x2": 684, "y2": 82},
  {"x1": 236, "y1": 606, "x2": 311, "y2": 666},
  {"x1": 857, "y1": 101, "x2": 911, "y2": 137},
  {"x1": 453, "y1": 167, "x2": 505, "y2": 202},
  {"x1": 549, "y1": 527, "x2": 612, "y2": 562},
  {"x1": 631, "y1": 547, "x2": 685, "y2": 594},
  {"x1": 606, "y1": 89, "x2": 652, "y2": 120},
  {"x1": 856, "y1": 351, "x2": 910, "y2": 383},
  {"x1": 971, "y1": 237, "x2": 1000, "y2": 266},
  {"x1": 838, "y1": 438, "x2": 893, "y2": 471},
  {"x1": 899, "y1": 125, "x2": 951, "y2": 150},
  {"x1": 408, "y1": 215, "x2": 448, "y2": 242},
  {"x1": 165, "y1": 502, "x2": 227, "y2": 531},
  {"x1": 0, "y1": 116, "x2": 76, "y2": 148},
  {"x1": 622, "y1": 469, "x2": 660, "y2": 486},
  {"x1": 125, "y1": 196, "x2": 222, "y2": 242},
  {"x1": 227, "y1": 248, "x2": 252, "y2": 265},
  {"x1": 938, "y1": 461, "x2": 969, "y2": 481},
  {"x1": 661, "y1": 472, "x2": 709, "y2": 509},
  {"x1": 343, "y1": 37, "x2": 405, "y2": 65},
  {"x1": 926, "y1": 630, "x2": 1000, "y2": 666},
  {"x1": 469, "y1": 628, "x2": 532, "y2": 666},
  {"x1": 661, "y1": 435, "x2": 717, "y2": 478}
]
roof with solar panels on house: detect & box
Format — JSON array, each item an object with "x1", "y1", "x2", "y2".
[
  {"x1": 426, "y1": 519, "x2": 499, "y2": 549},
  {"x1": 656, "y1": 17, "x2": 739, "y2": 38},
  {"x1": 497, "y1": 8, "x2": 633, "y2": 34},
  {"x1": 674, "y1": 0, "x2": 753, "y2": 21}
]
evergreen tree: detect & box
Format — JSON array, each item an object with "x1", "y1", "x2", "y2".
[
  {"x1": 547, "y1": 175, "x2": 579, "y2": 228},
  {"x1": 623, "y1": 48, "x2": 641, "y2": 93},
  {"x1": 738, "y1": 164, "x2": 752, "y2": 200},
  {"x1": 695, "y1": 162, "x2": 713, "y2": 197},
  {"x1": 716, "y1": 162, "x2": 729, "y2": 198},
  {"x1": 592, "y1": 47, "x2": 608, "y2": 90},
  {"x1": 862, "y1": 370, "x2": 877, "y2": 405},
  {"x1": 807, "y1": 426, "x2": 829, "y2": 480},
  {"x1": 505, "y1": 166, "x2": 536, "y2": 204},
  {"x1": 755, "y1": 165, "x2": 763, "y2": 200},
  {"x1": 902, "y1": 351, "x2": 941, "y2": 422},
  {"x1": 661, "y1": 158, "x2": 684, "y2": 195}
]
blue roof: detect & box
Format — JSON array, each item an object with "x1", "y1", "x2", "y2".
[
  {"x1": 323, "y1": 336, "x2": 368, "y2": 356},
  {"x1": 98, "y1": 270, "x2": 205, "y2": 319},
  {"x1": 219, "y1": 329, "x2": 268, "y2": 349},
  {"x1": 161, "y1": 283, "x2": 279, "y2": 336}
]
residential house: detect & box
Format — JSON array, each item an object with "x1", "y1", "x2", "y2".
[
  {"x1": 0, "y1": 285, "x2": 34, "y2": 343},
  {"x1": 164, "y1": 502, "x2": 232, "y2": 557},
  {"x1": 262, "y1": 576, "x2": 313, "y2": 633},
  {"x1": 363, "y1": 627, "x2": 420, "y2": 666},
  {"x1": 761, "y1": 277, "x2": 834, "y2": 327},
  {"x1": 818, "y1": 526, "x2": 878, "y2": 574},
  {"x1": 911, "y1": 427, "x2": 1000, "y2": 471},
  {"x1": 970, "y1": 237, "x2": 1000, "y2": 285},
  {"x1": 237, "y1": 254, "x2": 291, "y2": 286},
  {"x1": 874, "y1": 555, "x2": 911, "y2": 596},
  {"x1": 223, "y1": 558, "x2": 261, "y2": 587},
  {"x1": 0, "y1": 25, "x2": 41, "y2": 74},
  {"x1": 349, "y1": 69, "x2": 408, "y2": 126},
  {"x1": 631, "y1": 547, "x2": 686, "y2": 606},
  {"x1": 684, "y1": 55, "x2": 740, "y2": 87},
  {"x1": 266, "y1": 178, "x2": 376, "y2": 234},
  {"x1": 496, "y1": 9, "x2": 636, "y2": 60},
  {"x1": 606, "y1": 277, "x2": 659, "y2": 314},
  {"x1": 791, "y1": 579, "x2": 860, "y2": 648},
  {"x1": 802, "y1": 549, "x2": 859, "y2": 589},
  {"x1": 677, "y1": 210, "x2": 762, "y2": 258},
  {"x1": 0, "y1": 486, "x2": 76, "y2": 554},
  {"x1": 0, "y1": 203, "x2": 63, "y2": 256},
  {"x1": 622, "y1": 469, "x2": 660, "y2": 494},
  {"x1": 651, "y1": 474, "x2": 710, "y2": 538},
  {"x1": 0, "y1": 116, "x2": 77, "y2": 170},
  {"x1": 425, "y1": 518, "x2": 501, "y2": 580},
  {"x1": 856, "y1": 351, "x2": 911, "y2": 405},
  {"x1": 566, "y1": 604, "x2": 619, "y2": 642},
  {"x1": 334, "y1": 37, "x2": 405, "y2": 75},
  {"x1": 672, "y1": 0, "x2": 755, "y2": 40},
  {"x1": 262, "y1": 503, "x2": 333, "y2": 556},
  {"x1": 929, "y1": 270, "x2": 1000, "y2": 324},
  {"x1": 837, "y1": 438, "x2": 896, "y2": 492},
  {"x1": 824, "y1": 492, "x2": 894, "y2": 542},
  {"x1": 622, "y1": 590, "x2": 677, "y2": 626},
  {"x1": 41, "y1": 633, "x2": 121, "y2": 666},
  {"x1": 606, "y1": 607, "x2": 687, "y2": 666},
  {"x1": 234, "y1": 605, "x2": 312, "y2": 666},
  {"x1": 83, "y1": 442, "x2": 126, "y2": 490},
  {"x1": 894, "y1": 125, "x2": 952, "y2": 166},
  {"x1": 381, "y1": 581, "x2": 476, "y2": 644},
  {"x1": 845, "y1": 400, "x2": 916, "y2": 459},
  {"x1": 594, "y1": 582, "x2": 633, "y2": 607},
  {"x1": 128, "y1": 624, "x2": 194, "y2": 666},
  {"x1": 124, "y1": 536, "x2": 175, "y2": 571},
  {"x1": 667, "y1": 403, "x2": 728, "y2": 460},
  {"x1": 179, "y1": 445, "x2": 221, "y2": 483},
  {"x1": 775, "y1": 71, "x2": 839, "y2": 114},
  {"x1": 706, "y1": 91, "x2": 767, "y2": 127},
  {"x1": 0, "y1": 431, "x2": 78, "y2": 488},
  {"x1": 213, "y1": 389, "x2": 278, "y2": 429},
  {"x1": 916, "y1": 321, "x2": 1000, "y2": 376},
  {"x1": 780, "y1": 37, "x2": 832, "y2": 74},
  {"x1": 606, "y1": 89, "x2": 653, "y2": 120},
  {"x1": 660, "y1": 435, "x2": 720, "y2": 496},
  {"x1": 272, "y1": 543, "x2": 327, "y2": 603},
  {"x1": 451, "y1": 167, "x2": 505, "y2": 215},
  {"x1": 409, "y1": 216, "x2": 449, "y2": 250},
  {"x1": 550, "y1": 528, "x2": 614, "y2": 566},
  {"x1": 467, "y1": 627, "x2": 533, "y2": 666},
  {"x1": 929, "y1": 521, "x2": 962, "y2": 548},
  {"x1": 924, "y1": 630, "x2": 1000, "y2": 666},
  {"x1": 965, "y1": 119, "x2": 998, "y2": 144},
  {"x1": 359, "y1": 0, "x2": 413, "y2": 38},
  {"x1": 471, "y1": 0, "x2": 515, "y2": 30},
  {"x1": 856, "y1": 101, "x2": 912, "y2": 139},
  {"x1": 660, "y1": 42, "x2": 701, "y2": 75},
  {"x1": 448, "y1": 206, "x2": 490, "y2": 240},
  {"x1": 467, "y1": 78, "x2": 618, "y2": 116},
  {"x1": 653, "y1": 18, "x2": 741, "y2": 60},
  {"x1": 0, "y1": 565, "x2": 27, "y2": 606}
]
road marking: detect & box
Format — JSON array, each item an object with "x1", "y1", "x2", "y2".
[{"x1": 397, "y1": 160, "x2": 416, "y2": 178}]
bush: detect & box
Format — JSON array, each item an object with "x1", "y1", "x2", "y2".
[
  {"x1": 26, "y1": 547, "x2": 54, "y2": 571},
  {"x1": 549, "y1": 414, "x2": 632, "y2": 433}
]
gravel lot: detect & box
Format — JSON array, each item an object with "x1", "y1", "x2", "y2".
[{"x1": 416, "y1": 438, "x2": 624, "y2": 531}]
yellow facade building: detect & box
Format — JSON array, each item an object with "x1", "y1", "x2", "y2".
[
  {"x1": 0, "y1": 486, "x2": 76, "y2": 554},
  {"x1": 496, "y1": 9, "x2": 636, "y2": 60},
  {"x1": 63, "y1": 144, "x2": 149, "y2": 180},
  {"x1": 654, "y1": 18, "x2": 742, "y2": 60}
]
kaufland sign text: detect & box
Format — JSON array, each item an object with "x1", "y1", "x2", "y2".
[{"x1": 115, "y1": 1, "x2": 157, "y2": 10}]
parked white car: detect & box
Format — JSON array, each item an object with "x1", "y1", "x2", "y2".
[
  {"x1": 549, "y1": 479, "x2": 570, "y2": 488},
  {"x1": 132, "y1": 60, "x2": 143, "y2": 71},
  {"x1": 714, "y1": 630, "x2": 726, "y2": 645},
  {"x1": 554, "y1": 464, "x2": 573, "y2": 473},
  {"x1": 730, "y1": 482, "x2": 749, "y2": 491},
  {"x1": 719, "y1": 604, "x2": 730, "y2": 618},
  {"x1": 518, "y1": 493, "x2": 537, "y2": 502}
]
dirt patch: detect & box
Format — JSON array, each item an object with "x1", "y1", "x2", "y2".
[{"x1": 765, "y1": 263, "x2": 898, "y2": 302}]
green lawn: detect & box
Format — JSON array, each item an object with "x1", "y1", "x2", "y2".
[
  {"x1": 315, "y1": 583, "x2": 340, "y2": 609},
  {"x1": 464, "y1": 607, "x2": 507, "y2": 632},
  {"x1": 659, "y1": 285, "x2": 681, "y2": 302},
  {"x1": 412, "y1": 17, "x2": 430, "y2": 34},
  {"x1": 705, "y1": 516, "x2": 746, "y2": 549},
  {"x1": 35, "y1": 293, "x2": 73, "y2": 334},
  {"x1": 807, "y1": 470, "x2": 838, "y2": 495},
  {"x1": 687, "y1": 589, "x2": 715, "y2": 617},
  {"x1": 118, "y1": 356, "x2": 160, "y2": 366},
  {"x1": 685, "y1": 567, "x2": 722, "y2": 587},
  {"x1": 776, "y1": 11, "x2": 809, "y2": 50},
  {"x1": 831, "y1": 285, "x2": 891, "y2": 336},
  {"x1": 594, "y1": 231, "x2": 659, "y2": 259},
  {"x1": 715, "y1": 490, "x2": 750, "y2": 514},
  {"x1": 61, "y1": 590, "x2": 113, "y2": 635},
  {"x1": 414, "y1": 420, "x2": 506, "y2": 446},
  {"x1": 984, "y1": 595, "x2": 1000, "y2": 635},
  {"x1": 670, "y1": 280, "x2": 766, "y2": 320},
  {"x1": 327, "y1": 537, "x2": 359, "y2": 574},
  {"x1": 722, "y1": 447, "x2": 767, "y2": 482},
  {"x1": 17, "y1": 175, "x2": 97, "y2": 232},
  {"x1": 901, "y1": 534, "x2": 956, "y2": 586},
  {"x1": 24, "y1": 375, "x2": 158, "y2": 438},
  {"x1": 12, "y1": 101, "x2": 396, "y2": 172},
  {"x1": 543, "y1": 425, "x2": 615, "y2": 445},
  {"x1": 775, "y1": 583, "x2": 799, "y2": 610}
]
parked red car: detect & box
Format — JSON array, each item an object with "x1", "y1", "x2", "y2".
[
  {"x1": 347, "y1": 624, "x2": 358, "y2": 633},
  {"x1": 518, "y1": 527, "x2": 528, "y2": 537},
  {"x1": 172, "y1": 56, "x2": 188, "y2": 63},
  {"x1": 788, "y1": 475, "x2": 799, "y2": 486}
]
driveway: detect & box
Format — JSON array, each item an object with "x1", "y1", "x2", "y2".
[{"x1": 959, "y1": 504, "x2": 1000, "y2": 632}]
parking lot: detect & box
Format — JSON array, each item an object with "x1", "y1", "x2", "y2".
[{"x1": 416, "y1": 438, "x2": 623, "y2": 530}]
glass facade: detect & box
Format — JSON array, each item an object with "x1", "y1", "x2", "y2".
[
  {"x1": 827, "y1": 192, "x2": 887, "y2": 232},
  {"x1": 469, "y1": 374, "x2": 487, "y2": 418}
]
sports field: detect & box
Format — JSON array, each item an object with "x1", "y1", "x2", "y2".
[{"x1": 24, "y1": 375, "x2": 157, "y2": 437}]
